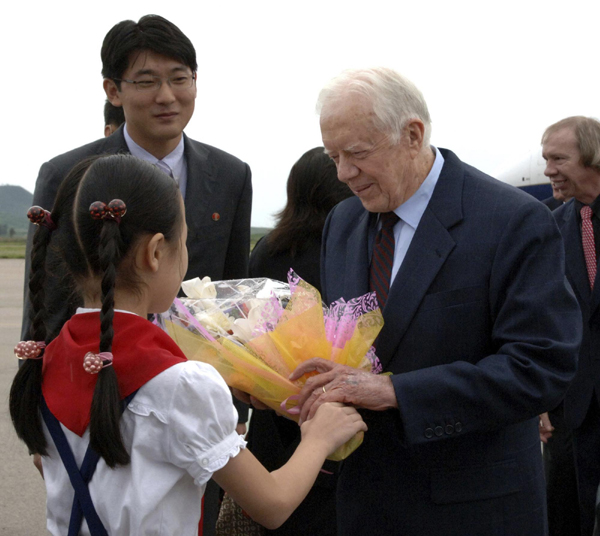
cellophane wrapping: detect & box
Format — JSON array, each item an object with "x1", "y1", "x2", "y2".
[{"x1": 156, "y1": 271, "x2": 384, "y2": 460}]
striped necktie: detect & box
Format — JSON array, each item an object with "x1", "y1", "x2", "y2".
[
  {"x1": 581, "y1": 205, "x2": 597, "y2": 289},
  {"x1": 370, "y1": 212, "x2": 400, "y2": 309}
]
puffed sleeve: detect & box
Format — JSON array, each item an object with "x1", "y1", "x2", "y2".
[{"x1": 167, "y1": 362, "x2": 247, "y2": 486}]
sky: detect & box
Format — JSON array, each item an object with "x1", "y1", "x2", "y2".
[{"x1": 4, "y1": 0, "x2": 599, "y2": 227}]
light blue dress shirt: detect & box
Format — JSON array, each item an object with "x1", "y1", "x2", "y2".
[
  {"x1": 384, "y1": 146, "x2": 444, "y2": 285},
  {"x1": 123, "y1": 125, "x2": 188, "y2": 199}
]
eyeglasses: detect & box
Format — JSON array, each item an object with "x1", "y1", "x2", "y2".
[{"x1": 114, "y1": 73, "x2": 196, "y2": 92}]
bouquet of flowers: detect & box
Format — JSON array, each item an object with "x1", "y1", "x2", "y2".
[{"x1": 156, "y1": 270, "x2": 384, "y2": 460}]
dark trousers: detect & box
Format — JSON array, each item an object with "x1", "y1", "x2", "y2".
[
  {"x1": 573, "y1": 397, "x2": 600, "y2": 536},
  {"x1": 544, "y1": 402, "x2": 581, "y2": 536}
]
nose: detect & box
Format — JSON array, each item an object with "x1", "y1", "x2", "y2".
[
  {"x1": 544, "y1": 160, "x2": 556, "y2": 177},
  {"x1": 155, "y1": 80, "x2": 176, "y2": 104},
  {"x1": 337, "y1": 154, "x2": 359, "y2": 182}
]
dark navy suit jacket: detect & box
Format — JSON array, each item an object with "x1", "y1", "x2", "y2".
[
  {"x1": 321, "y1": 149, "x2": 581, "y2": 535},
  {"x1": 554, "y1": 200, "x2": 600, "y2": 429}
]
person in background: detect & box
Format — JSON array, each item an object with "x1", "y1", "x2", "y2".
[
  {"x1": 104, "y1": 100, "x2": 125, "y2": 137},
  {"x1": 245, "y1": 147, "x2": 352, "y2": 535},
  {"x1": 539, "y1": 150, "x2": 577, "y2": 536},
  {"x1": 288, "y1": 67, "x2": 580, "y2": 535},
  {"x1": 249, "y1": 147, "x2": 352, "y2": 289},
  {"x1": 542, "y1": 182, "x2": 571, "y2": 210},
  {"x1": 541, "y1": 116, "x2": 600, "y2": 536},
  {"x1": 21, "y1": 15, "x2": 251, "y2": 534}
]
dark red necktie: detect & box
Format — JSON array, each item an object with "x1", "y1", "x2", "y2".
[
  {"x1": 370, "y1": 212, "x2": 400, "y2": 309},
  {"x1": 581, "y1": 205, "x2": 597, "y2": 289}
]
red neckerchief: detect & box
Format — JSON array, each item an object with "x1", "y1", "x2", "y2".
[{"x1": 42, "y1": 312, "x2": 186, "y2": 436}]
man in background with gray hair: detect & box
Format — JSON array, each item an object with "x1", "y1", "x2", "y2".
[
  {"x1": 290, "y1": 68, "x2": 581, "y2": 535},
  {"x1": 541, "y1": 116, "x2": 600, "y2": 536}
]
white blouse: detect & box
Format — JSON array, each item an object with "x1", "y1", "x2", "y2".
[{"x1": 42, "y1": 361, "x2": 246, "y2": 536}]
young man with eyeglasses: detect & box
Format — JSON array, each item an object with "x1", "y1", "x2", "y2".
[
  {"x1": 22, "y1": 15, "x2": 252, "y2": 338},
  {"x1": 21, "y1": 16, "x2": 251, "y2": 534}
]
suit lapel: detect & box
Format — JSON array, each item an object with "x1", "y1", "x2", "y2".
[
  {"x1": 182, "y1": 134, "x2": 213, "y2": 235},
  {"x1": 376, "y1": 149, "x2": 463, "y2": 370},
  {"x1": 559, "y1": 203, "x2": 592, "y2": 305},
  {"x1": 98, "y1": 125, "x2": 129, "y2": 154},
  {"x1": 376, "y1": 209, "x2": 457, "y2": 369},
  {"x1": 344, "y1": 210, "x2": 373, "y2": 299}
]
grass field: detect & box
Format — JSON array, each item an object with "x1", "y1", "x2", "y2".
[
  {"x1": 0, "y1": 239, "x2": 26, "y2": 259},
  {"x1": 0, "y1": 231, "x2": 269, "y2": 260}
]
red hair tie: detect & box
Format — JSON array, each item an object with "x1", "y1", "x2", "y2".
[
  {"x1": 14, "y1": 341, "x2": 46, "y2": 360},
  {"x1": 89, "y1": 199, "x2": 127, "y2": 224},
  {"x1": 27, "y1": 206, "x2": 57, "y2": 231},
  {"x1": 83, "y1": 352, "x2": 114, "y2": 374}
]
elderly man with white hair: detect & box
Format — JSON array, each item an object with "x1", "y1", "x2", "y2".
[{"x1": 290, "y1": 68, "x2": 582, "y2": 535}]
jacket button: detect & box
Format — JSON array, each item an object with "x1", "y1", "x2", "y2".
[
  {"x1": 455, "y1": 422, "x2": 463, "y2": 433},
  {"x1": 434, "y1": 426, "x2": 443, "y2": 437},
  {"x1": 425, "y1": 428, "x2": 434, "y2": 439},
  {"x1": 445, "y1": 424, "x2": 454, "y2": 435}
]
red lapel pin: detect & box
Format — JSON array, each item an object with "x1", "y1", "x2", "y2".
[{"x1": 212, "y1": 212, "x2": 220, "y2": 221}]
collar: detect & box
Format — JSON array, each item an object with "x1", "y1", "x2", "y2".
[
  {"x1": 76, "y1": 307, "x2": 137, "y2": 316},
  {"x1": 42, "y1": 312, "x2": 186, "y2": 436},
  {"x1": 393, "y1": 146, "x2": 444, "y2": 229},
  {"x1": 574, "y1": 195, "x2": 600, "y2": 221},
  {"x1": 124, "y1": 124, "x2": 186, "y2": 172}
]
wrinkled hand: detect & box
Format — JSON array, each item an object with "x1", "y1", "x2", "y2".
[
  {"x1": 231, "y1": 388, "x2": 270, "y2": 410},
  {"x1": 539, "y1": 412, "x2": 554, "y2": 444},
  {"x1": 289, "y1": 358, "x2": 397, "y2": 425}
]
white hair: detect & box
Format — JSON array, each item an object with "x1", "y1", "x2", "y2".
[{"x1": 317, "y1": 67, "x2": 432, "y2": 146}]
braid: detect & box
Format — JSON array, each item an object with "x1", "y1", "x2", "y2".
[
  {"x1": 9, "y1": 224, "x2": 54, "y2": 455},
  {"x1": 89, "y1": 219, "x2": 129, "y2": 467}
]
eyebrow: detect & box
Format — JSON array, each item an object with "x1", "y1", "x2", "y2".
[{"x1": 133, "y1": 66, "x2": 190, "y2": 76}]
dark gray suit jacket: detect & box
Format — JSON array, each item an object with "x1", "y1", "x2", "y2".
[{"x1": 22, "y1": 124, "x2": 252, "y2": 343}]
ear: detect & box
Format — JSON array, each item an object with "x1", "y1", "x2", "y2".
[
  {"x1": 103, "y1": 78, "x2": 123, "y2": 107},
  {"x1": 191, "y1": 72, "x2": 198, "y2": 99},
  {"x1": 405, "y1": 119, "x2": 426, "y2": 157},
  {"x1": 104, "y1": 125, "x2": 113, "y2": 138},
  {"x1": 137, "y1": 233, "x2": 166, "y2": 274}
]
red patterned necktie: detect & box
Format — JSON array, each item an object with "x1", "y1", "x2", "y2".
[
  {"x1": 581, "y1": 205, "x2": 597, "y2": 289},
  {"x1": 370, "y1": 212, "x2": 400, "y2": 309}
]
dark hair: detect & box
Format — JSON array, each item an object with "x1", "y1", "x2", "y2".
[
  {"x1": 267, "y1": 147, "x2": 352, "y2": 256},
  {"x1": 10, "y1": 154, "x2": 183, "y2": 467},
  {"x1": 101, "y1": 15, "x2": 197, "y2": 88},
  {"x1": 9, "y1": 158, "x2": 92, "y2": 456},
  {"x1": 104, "y1": 99, "x2": 125, "y2": 128}
]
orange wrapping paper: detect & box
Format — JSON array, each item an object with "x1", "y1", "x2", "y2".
[{"x1": 164, "y1": 278, "x2": 383, "y2": 461}]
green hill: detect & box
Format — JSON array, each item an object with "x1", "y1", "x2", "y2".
[{"x1": 0, "y1": 184, "x2": 33, "y2": 236}]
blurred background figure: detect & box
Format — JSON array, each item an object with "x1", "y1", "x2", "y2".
[
  {"x1": 245, "y1": 147, "x2": 352, "y2": 535},
  {"x1": 542, "y1": 185, "x2": 572, "y2": 210},
  {"x1": 249, "y1": 146, "x2": 352, "y2": 289},
  {"x1": 541, "y1": 116, "x2": 600, "y2": 536},
  {"x1": 103, "y1": 99, "x2": 125, "y2": 137}
]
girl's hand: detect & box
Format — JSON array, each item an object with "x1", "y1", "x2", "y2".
[{"x1": 300, "y1": 402, "x2": 367, "y2": 455}]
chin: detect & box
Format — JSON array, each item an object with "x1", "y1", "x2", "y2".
[{"x1": 360, "y1": 199, "x2": 391, "y2": 213}]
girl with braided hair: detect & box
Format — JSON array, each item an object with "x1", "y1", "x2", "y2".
[{"x1": 9, "y1": 154, "x2": 366, "y2": 536}]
